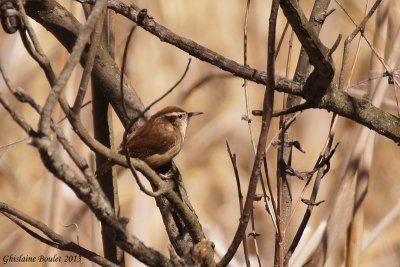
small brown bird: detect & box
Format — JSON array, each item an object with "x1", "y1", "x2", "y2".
[{"x1": 97, "y1": 106, "x2": 203, "y2": 178}]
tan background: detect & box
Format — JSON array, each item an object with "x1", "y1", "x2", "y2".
[{"x1": 0, "y1": 1, "x2": 399, "y2": 266}]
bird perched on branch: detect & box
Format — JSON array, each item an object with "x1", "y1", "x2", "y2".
[{"x1": 97, "y1": 106, "x2": 203, "y2": 178}]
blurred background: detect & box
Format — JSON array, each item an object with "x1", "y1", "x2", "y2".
[{"x1": 0, "y1": 0, "x2": 399, "y2": 266}]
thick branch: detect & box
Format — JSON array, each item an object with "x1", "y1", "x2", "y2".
[
  {"x1": 280, "y1": 0, "x2": 332, "y2": 75},
  {"x1": 280, "y1": 0, "x2": 335, "y2": 99},
  {"x1": 319, "y1": 88, "x2": 400, "y2": 143}
]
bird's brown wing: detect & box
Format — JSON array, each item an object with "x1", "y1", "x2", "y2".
[{"x1": 123, "y1": 121, "x2": 177, "y2": 160}]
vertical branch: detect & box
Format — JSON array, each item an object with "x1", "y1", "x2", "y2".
[
  {"x1": 242, "y1": 1, "x2": 262, "y2": 265},
  {"x1": 346, "y1": 135, "x2": 373, "y2": 267},
  {"x1": 217, "y1": 1, "x2": 278, "y2": 265},
  {"x1": 269, "y1": 1, "x2": 284, "y2": 265},
  {"x1": 91, "y1": 8, "x2": 124, "y2": 266},
  {"x1": 275, "y1": 1, "x2": 332, "y2": 266}
]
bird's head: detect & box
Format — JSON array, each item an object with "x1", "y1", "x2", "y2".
[{"x1": 151, "y1": 106, "x2": 203, "y2": 139}]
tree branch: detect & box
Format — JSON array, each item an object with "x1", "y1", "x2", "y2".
[{"x1": 0, "y1": 202, "x2": 118, "y2": 267}]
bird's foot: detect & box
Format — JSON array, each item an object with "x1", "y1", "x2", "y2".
[{"x1": 158, "y1": 170, "x2": 175, "y2": 179}]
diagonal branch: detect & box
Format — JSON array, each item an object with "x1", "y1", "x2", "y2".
[
  {"x1": 25, "y1": 0, "x2": 146, "y2": 129},
  {"x1": 319, "y1": 88, "x2": 400, "y2": 143},
  {"x1": 279, "y1": 0, "x2": 335, "y2": 100},
  {"x1": 38, "y1": 0, "x2": 108, "y2": 135},
  {"x1": 338, "y1": 0, "x2": 384, "y2": 90},
  {"x1": 280, "y1": 0, "x2": 333, "y2": 74},
  {"x1": 0, "y1": 202, "x2": 118, "y2": 267}
]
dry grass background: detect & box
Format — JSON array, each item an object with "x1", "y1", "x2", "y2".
[{"x1": 0, "y1": 0, "x2": 399, "y2": 266}]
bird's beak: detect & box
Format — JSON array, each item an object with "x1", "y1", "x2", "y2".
[{"x1": 188, "y1": 111, "x2": 204, "y2": 118}]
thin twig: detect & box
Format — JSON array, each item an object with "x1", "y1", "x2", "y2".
[
  {"x1": 179, "y1": 71, "x2": 232, "y2": 104},
  {"x1": 0, "y1": 138, "x2": 27, "y2": 149},
  {"x1": 1, "y1": 61, "x2": 93, "y2": 179},
  {"x1": 262, "y1": 157, "x2": 278, "y2": 233},
  {"x1": 242, "y1": 1, "x2": 262, "y2": 265},
  {"x1": 124, "y1": 58, "x2": 192, "y2": 133},
  {"x1": 275, "y1": 21, "x2": 290, "y2": 61},
  {"x1": 275, "y1": 0, "x2": 302, "y2": 61},
  {"x1": 58, "y1": 101, "x2": 92, "y2": 124},
  {"x1": 120, "y1": 25, "x2": 137, "y2": 120},
  {"x1": 346, "y1": 71, "x2": 395, "y2": 89},
  {"x1": 72, "y1": 5, "x2": 106, "y2": 114},
  {"x1": 0, "y1": 91, "x2": 33, "y2": 134},
  {"x1": 226, "y1": 141, "x2": 250, "y2": 267},
  {"x1": 337, "y1": 0, "x2": 385, "y2": 90}
]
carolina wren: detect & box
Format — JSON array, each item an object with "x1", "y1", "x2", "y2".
[{"x1": 97, "y1": 106, "x2": 203, "y2": 177}]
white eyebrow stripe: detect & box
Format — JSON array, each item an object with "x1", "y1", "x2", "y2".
[{"x1": 164, "y1": 112, "x2": 185, "y2": 117}]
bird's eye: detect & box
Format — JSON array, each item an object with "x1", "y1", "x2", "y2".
[{"x1": 178, "y1": 114, "x2": 183, "y2": 119}]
